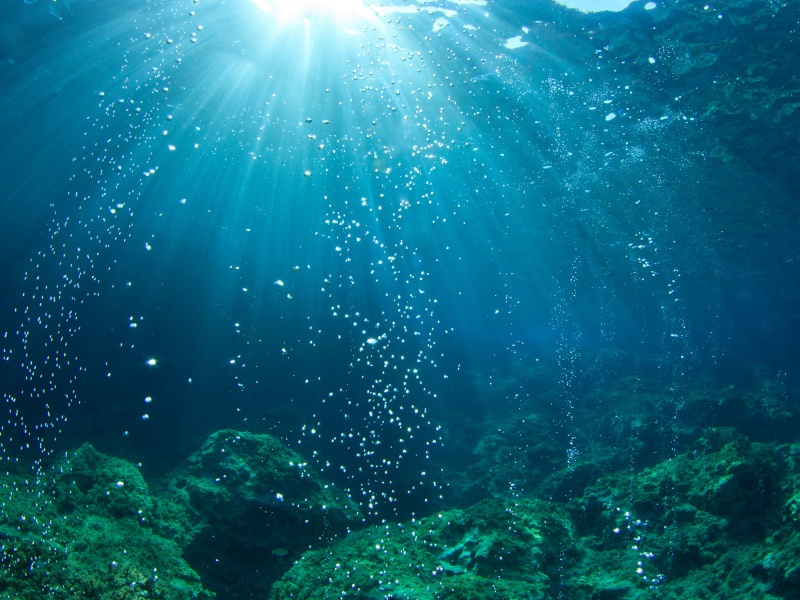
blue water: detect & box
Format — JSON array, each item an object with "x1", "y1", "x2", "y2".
[{"x1": 1, "y1": 0, "x2": 798, "y2": 529}]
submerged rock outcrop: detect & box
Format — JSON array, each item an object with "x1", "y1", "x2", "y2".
[
  {"x1": 0, "y1": 443, "x2": 212, "y2": 600},
  {"x1": 266, "y1": 425, "x2": 800, "y2": 599},
  {"x1": 0, "y1": 430, "x2": 362, "y2": 599},
  {"x1": 2, "y1": 394, "x2": 799, "y2": 600},
  {"x1": 269, "y1": 497, "x2": 574, "y2": 600},
  {"x1": 157, "y1": 429, "x2": 362, "y2": 599}
]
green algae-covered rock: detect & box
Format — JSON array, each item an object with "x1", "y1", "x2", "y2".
[
  {"x1": 0, "y1": 444, "x2": 213, "y2": 600},
  {"x1": 173, "y1": 429, "x2": 360, "y2": 528},
  {"x1": 54, "y1": 442, "x2": 154, "y2": 521},
  {"x1": 752, "y1": 442, "x2": 800, "y2": 597},
  {"x1": 269, "y1": 497, "x2": 574, "y2": 599},
  {"x1": 463, "y1": 413, "x2": 565, "y2": 503},
  {"x1": 160, "y1": 429, "x2": 362, "y2": 599},
  {"x1": 564, "y1": 429, "x2": 789, "y2": 599}
]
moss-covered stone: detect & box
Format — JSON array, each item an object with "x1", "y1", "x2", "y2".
[
  {"x1": 563, "y1": 429, "x2": 792, "y2": 598},
  {"x1": 171, "y1": 429, "x2": 360, "y2": 527},
  {"x1": 5, "y1": 374, "x2": 799, "y2": 600},
  {"x1": 0, "y1": 444, "x2": 213, "y2": 600},
  {"x1": 269, "y1": 498, "x2": 573, "y2": 599},
  {"x1": 462, "y1": 413, "x2": 565, "y2": 502},
  {"x1": 158, "y1": 429, "x2": 362, "y2": 599},
  {"x1": 54, "y1": 443, "x2": 154, "y2": 521}
]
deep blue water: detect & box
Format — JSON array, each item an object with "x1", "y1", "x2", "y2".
[{"x1": 2, "y1": 0, "x2": 799, "y2": 522}]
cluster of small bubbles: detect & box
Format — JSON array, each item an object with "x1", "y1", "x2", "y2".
[
  {"x1": 1, "y1": 6, "x2": 205, "y2": 584},
  {"x1": 303, "y1": 1, "x2": 687, "y2": 519},
  {"x1": 218, "y1": 6, "x2": 534, "y2": 519},
  {"x1": 307, "y1": 136, "x2": 457, "y2": 517},
  {"x1": 611, "y1": 507, "x2": 664, "y2": 588}
]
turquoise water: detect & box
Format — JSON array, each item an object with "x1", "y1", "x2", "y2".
[{"x1": 1, "y1": 0, "x2": 798, "y2": 598}]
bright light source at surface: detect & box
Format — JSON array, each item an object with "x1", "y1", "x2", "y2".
[
  {"x1": 555, "y1": 0, "x2": 636, "y2": 12},
  {"x1": 250, "y1": 0, "x2": 377, "y2": 26}
]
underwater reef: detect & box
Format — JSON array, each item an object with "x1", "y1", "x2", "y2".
[
  {"x1": 0, "y1": 444, "x2": 211, "y2": 600},
  {"x1": 0, "y1": 429, "x2": 360, "y2": 599},
  {"x1": 153, "y1": 430, "x2": 362, "y2": 599},
  {"x1": 2, "y1": 0, "x2": 799, "y2": 597},
  {"x1": 2, "y1": 375, "x2": 799, "y2": 599}
]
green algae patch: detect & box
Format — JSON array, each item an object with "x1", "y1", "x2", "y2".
[
  {"x1": 564, "y1": 429, "x2": 793, "y2": 598},
  {"x1": 269, "y1": 498, "x2": 574, "y2": 599},
  {"x1": 0, "y1": 444, "x2": 213, "y2": 600},
  {"x1": 158, "y1": 429, "x2": 363, "y2": 599},
  {"x1": 172, "y1": 429, "x2": 360, "y2": 527}
]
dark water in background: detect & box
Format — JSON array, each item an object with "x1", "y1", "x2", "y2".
[{"x1": 1, "y1": 0, "x2": 799, "y2": 521}]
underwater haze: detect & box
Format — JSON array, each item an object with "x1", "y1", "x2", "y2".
[{"x1": 2, "y1": 0, "x2": 800, "y2": 598}]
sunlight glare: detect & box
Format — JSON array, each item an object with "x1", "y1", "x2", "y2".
[{"x1": 250, "y1": 0, "x2": 377, "y2": 25}]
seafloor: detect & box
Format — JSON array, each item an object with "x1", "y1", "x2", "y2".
[{"x1": 2, "y1": 365, "x2": 799, "y2": 599}]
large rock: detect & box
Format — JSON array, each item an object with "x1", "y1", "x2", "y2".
[
  {"x1": 565, "y1": 428, "x2": 789, "y2": 598},
  {"x1": 0, "y1": 444, "x2": 213, "y2": 600},
  {"x1": 269, "y1": 497, "x2": 574, "y2": 600},
  {"x1": 161, "y1": 429, "x2": 362, "y2": 599}
]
